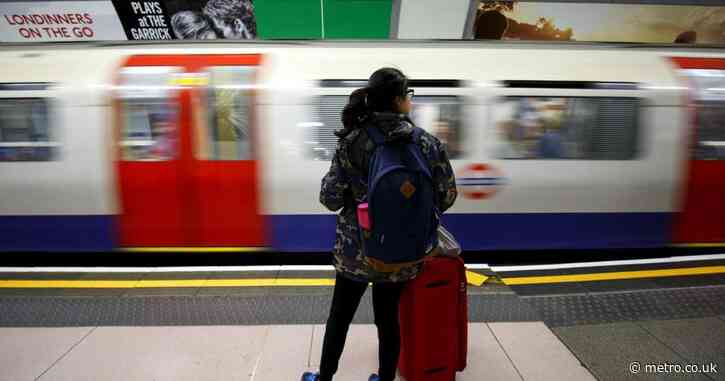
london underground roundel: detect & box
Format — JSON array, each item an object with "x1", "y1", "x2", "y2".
[{"x1": 459, "y1": 163, "x2": 506, "y2": 200}]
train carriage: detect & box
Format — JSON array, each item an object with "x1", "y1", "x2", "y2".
[{"x1": 0, "y1": 41, "x2": 723, "y2": 253}]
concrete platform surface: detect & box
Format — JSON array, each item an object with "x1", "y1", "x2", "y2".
[
  {"x1": 0, "y1": 322, "x2": 593, "y2": 381},
  {"x1": 553, "y1": 319, "x2": 725, "y2": 381}
]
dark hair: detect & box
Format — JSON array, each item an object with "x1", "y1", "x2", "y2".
[
  {"x1": 338, "y1": 67, "x2": 408, "y2": 137},
  {"x1": 475, "y1": 10, "x2": 509, "y2": 40}
]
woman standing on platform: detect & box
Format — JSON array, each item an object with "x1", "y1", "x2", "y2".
[{"x1": 302, "y1": 68, "x2": 457, "y2": 381}]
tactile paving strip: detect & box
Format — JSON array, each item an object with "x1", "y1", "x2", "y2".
[
  {"x1": 523, "y1": 294, "x2": 623, "y2": 327},
  {"x1": 468, "y1": 294, "x2": 542, "y2": 322},
  {"x1": 522, "y1": 285, "x2": 725, "y2": 327},
  {"x1": 0, "y1": 286, "x2": 723, "y2": 327},
  {"x1": 0, "y1": 293, "x2": 539, "y2": 327}
]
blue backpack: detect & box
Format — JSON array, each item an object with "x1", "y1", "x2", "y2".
[{"x1": 361, "y1": 126, "x2": 439, "y2": 270}]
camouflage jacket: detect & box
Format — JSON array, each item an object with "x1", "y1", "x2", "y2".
[{"x1": 319, "y1": 112, "x2": 458, "y2": 283}]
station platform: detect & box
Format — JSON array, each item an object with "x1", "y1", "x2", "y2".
[{"x1": 1, "y1": 255, "x2": 724, "y2": 381}]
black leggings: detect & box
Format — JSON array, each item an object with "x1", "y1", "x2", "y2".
[{"x1": 319, "y1": 273, "x2": 406, "y2": 381}]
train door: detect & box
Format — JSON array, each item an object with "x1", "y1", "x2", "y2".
[
  {"x1": 672, "y1": 57, "x2": 725, "y2": 245},
  {"x1": 116, "y1": 55, "x2": 265, "y2": 248}
]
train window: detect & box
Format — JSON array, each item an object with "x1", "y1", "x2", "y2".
[
  {"x1": 0, "y1": 98, "x2": 55, "y2": 162},
  {"x1": 493, "y1": 97, "x2": 639, "y2": 160},
  {"x1": 118, "y1": 67, "x2": 179, "y2": 161},
  {"x1": 308, "y1": 95, "x2": 464, "y2": 160},
  {"x1": 695, "y1": 105, "x2": 725, "y2": 160},
  {"x1": 685, "y1": 69, "x2": 725, "y2": 160},
  {"x1": 195, "y1": 66, "x2": 254, "y2": 161},
  {"x1": 410, "y1": 96, "x2": 463, "y2": 159},
  {"x1": 308, "y1": 95, "x2": 346, "y2": 161}
]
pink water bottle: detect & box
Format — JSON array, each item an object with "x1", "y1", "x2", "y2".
[{"x1": 357, "y1": 203, "x2": 371, "y2": 230}]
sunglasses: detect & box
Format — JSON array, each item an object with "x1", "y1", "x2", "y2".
[{"x1": 405, "y1": 89, "x2": 415, "y2": 100}]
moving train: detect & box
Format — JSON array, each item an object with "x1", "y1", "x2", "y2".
[{"x1": 0, "y1": 41, "x2": 723, "y2": 253}]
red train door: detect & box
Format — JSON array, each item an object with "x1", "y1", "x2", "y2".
[
  {"x1": 116, "y1": 55, "x2": 265, "y2": 248},
  {"x1": 672, "y1": 57, "x2": 725, "y2": 245}
]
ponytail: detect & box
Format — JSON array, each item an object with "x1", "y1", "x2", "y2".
[
  {"x1": 337, "y1": 87, "x2": 369, "y2": 138},
  {"x1": 337, "y1": 67, "x2": 409, "y2": 139}
]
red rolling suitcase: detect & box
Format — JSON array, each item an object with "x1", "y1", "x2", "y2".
[{"x1": 398, "y1": 256, "x2": 468, "y2": 381}]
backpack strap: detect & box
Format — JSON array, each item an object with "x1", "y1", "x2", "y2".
[
  {"x1": 366, "y1": 125, "x2": 431, "y2": 180},
  {"x1": 408, "y1": 127, "x2": 433, "y2": 179},
  {"x1": 366, "y1": 126, "x2": 386, "y2": 146},
  {"x1": 411, "y1": 126, "x2": 424, "y2": 143},
  {"x1": 409, "y1": 127, "x2": 441, "y2": 217}
]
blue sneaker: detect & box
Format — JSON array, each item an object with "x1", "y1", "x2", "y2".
[
  {"x1": 301, "y1": 372, "x2": 319, "y2": 381},
  {"x1": 368, "y1": 374, "x2": 381, "y2": 381}
]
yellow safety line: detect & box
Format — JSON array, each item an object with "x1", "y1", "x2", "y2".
[
  {"x1": 205, "y1": 278, "x2": 336, "y2": 287},
  {"x1": 204, "y1": 279, "x2": 278, "y2": 287},
  {"x1": 1, "y1": 280, "x2": 140, "y2": 288},
  {"x1": 0, "y1": 278, "x2": 336, "y2": 289},
  {"x1": 465, "y1": 271, "x2": 488, "y2": 286},
  {"x1": 120, "y1": 247, "x2": 268, "y2": 253},
  {"x1": 671, "y1": 243, "x2": 725, "y2": 248},
  {"x1": 502, "y1": 265, "x2": 725, "y2": 285},
  {"x1": 0, "y1": 275, "x2": 474, "y2": 288},
  {"x1": 275, "y1": 278, "x2": 336, "y2": 286},
  {"x1": 1, "y1": 266, "x2": 722, "y2": 289},
  {"x1": 136, "y1": 279, "x2": 206, "y2": 288}
]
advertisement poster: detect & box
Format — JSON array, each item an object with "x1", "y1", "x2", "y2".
[
  {"x1": 0, "y1": 1, "x2": 126, "y2": 42},
  {"x1": 473, "y1": 1, "x2": 725, "y2": 43},
  {"x1": 111, "y1": 0, "x2": 256, "y2": 40}
]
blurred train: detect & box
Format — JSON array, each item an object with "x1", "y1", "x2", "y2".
[{"x1": 0, "y1": 41, "x2": 723, "y2": 253}]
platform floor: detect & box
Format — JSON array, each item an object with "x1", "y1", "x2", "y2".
[
  {"x1": 2, "y1": 322, "x2": 598, "y2": 381},
  {"x1": 1, "y1": 258, "x2": 724, "y2": 380},
  {"x1": 3, "y1": 315, "x2": 724, "y2": 380}
]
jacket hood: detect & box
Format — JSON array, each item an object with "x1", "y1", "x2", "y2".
[{"x1": 368, "y1": 112, "x2": 414, "y2": 142}]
